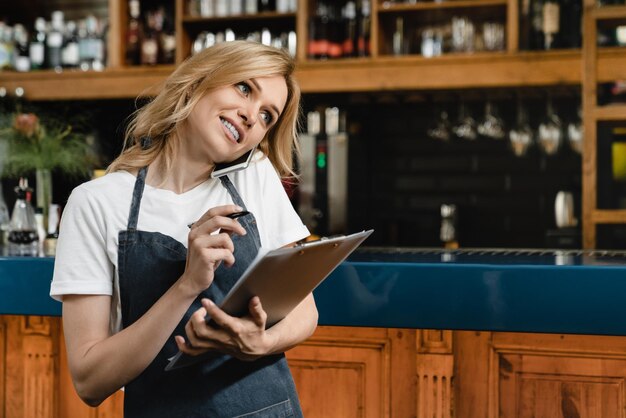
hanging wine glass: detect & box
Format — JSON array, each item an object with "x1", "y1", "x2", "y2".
[
  {"x1": 567, "y1": 105, "x2": 583, "y2": 155},
  {"x1": 537, "y1": 96, "x2": 562, "y2": 156},
  {"x1": 453, "y1": 102, "x2": 477, "y2": 140},
  {"x1": 427, "y1": 109, "x2": 452, "y2": 141},
  {"x1": 509, "y1": 99, "x2": 534, "y2": 157},
  {"x1": 477, "y1": 100, "x2": 506, "y2": 139}
]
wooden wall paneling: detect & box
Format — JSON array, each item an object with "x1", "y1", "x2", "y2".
[
  {"x1": 3, "y1": 316, "x2": 59, "y2": 418},
  {"x1": 286, "y1": 326, "x2": 395, "y2": 418},
  {"x1": 454, "y1": 331, "x2": 493, "y2": 418},
  {"x1": 416, "y1": 330, "x2": 454, "y2": 418},
  {"x1": 0, "y1": 317, "x2": 5, "y2": 418},
  {"x1": 490, "y1": 332, "x2": 626, "y2": 418}
]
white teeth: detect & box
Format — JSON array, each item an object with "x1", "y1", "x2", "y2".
[{"x1": 221, "y1": 118, "x2": 240, "y2": 142}]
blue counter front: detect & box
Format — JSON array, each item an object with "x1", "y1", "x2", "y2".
[{"x1": 3, "y1": 248, "x2": 626, "y2": 336}]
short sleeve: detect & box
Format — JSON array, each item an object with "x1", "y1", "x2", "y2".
[
  {"x1": 50, "y1": 186, "x2": 114, "y2": 301},
  {"x1": 252, "y1": 158, "x2": 310, "y2": 249}
]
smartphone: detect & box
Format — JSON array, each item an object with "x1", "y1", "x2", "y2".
[{"x1": 210, "y1": 147, "x2": 256, "y2": 178}]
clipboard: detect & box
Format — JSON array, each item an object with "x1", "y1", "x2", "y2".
[{"x1": 165, "y1": 229, "x2": 373, "y2": 371}]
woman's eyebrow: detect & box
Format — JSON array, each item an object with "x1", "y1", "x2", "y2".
[{"x1": 250, "y1": 78, "x2": 281, "y2": 116}]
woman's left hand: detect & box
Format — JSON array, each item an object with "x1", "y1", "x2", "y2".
[{"x1": 175, "y1": 297, "x2": 278, "y2": 361}]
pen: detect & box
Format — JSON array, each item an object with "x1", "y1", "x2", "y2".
[{"x1": 187, "y1": 211, "x2": 250, "y2": 229}]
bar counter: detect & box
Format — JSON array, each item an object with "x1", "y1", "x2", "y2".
[{"x1": 3, "y1": 247, "x2": 626, "y2": 335}]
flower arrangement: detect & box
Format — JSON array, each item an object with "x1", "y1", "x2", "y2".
[{"x1": 1, "y1": 112, "x2": 91, "y2": 178}]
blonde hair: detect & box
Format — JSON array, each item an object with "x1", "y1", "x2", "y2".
[{"x1": 107, "y1": 41, "x2": 301, "y2": 178}]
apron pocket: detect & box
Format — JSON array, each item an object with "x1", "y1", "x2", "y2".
[{"x1": 232, "y1": 399, "x2": 293, "y2": 418}]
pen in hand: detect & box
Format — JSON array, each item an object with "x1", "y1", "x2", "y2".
[{"x1": 187, "y1": 211, "x2": 250, "y2": 229}]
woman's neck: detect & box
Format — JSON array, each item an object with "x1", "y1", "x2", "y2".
[{"x1": 146, "y1": 154, "x2": 213, "y2": 195}]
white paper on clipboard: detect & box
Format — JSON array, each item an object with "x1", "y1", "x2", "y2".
[{"x1": 165, "y1": 229, "x2": 373, "y2": 371}]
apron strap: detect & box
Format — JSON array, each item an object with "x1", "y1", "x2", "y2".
[
  {"x1": 219, "y1": 175, "x2": 247, "y2": 210},
  {"x1": 127, "y1": 166, "x2": 148, "y2": 231},
  {"x1": 127, "y1": 137, "x2": 152, "y2": 231}
]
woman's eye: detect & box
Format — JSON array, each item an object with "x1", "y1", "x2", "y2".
[
  {"x1": 236, "y1": 82, "x2": 251, "y2": 96},
  {"x1": 260, "y1": 112, "x2": 273, "y2": 124}
]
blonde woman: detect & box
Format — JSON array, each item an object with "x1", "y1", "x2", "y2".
[{"x1": 51, "y1": 41, "x2": 317, "y2": 417}]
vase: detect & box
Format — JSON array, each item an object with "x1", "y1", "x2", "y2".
[{"x1": 36, "y1": 168, "x2": 52, "y2": 231}]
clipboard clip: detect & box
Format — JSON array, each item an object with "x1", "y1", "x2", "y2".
[{"x1": 296, "y1": 234, "x2": 346, "y2": 247}]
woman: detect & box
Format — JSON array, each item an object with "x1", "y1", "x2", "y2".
[{"x1": 50, "y1": 41, "x2": 318, "y2": 417}]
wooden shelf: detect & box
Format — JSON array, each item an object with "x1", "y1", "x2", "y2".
[
  {"x1": 377, "y1": 0, "x2": 507, "y2": 12},
  {"x1": 593, "y1": 103, "x2": 626, "y2": 120},
  {"x1": 1, "y1": 49, "x2": 626, "y2": 99},
  {"x1": 592, "y1": 209, "x2": 626, "y2": 224},
  {"x1": 592, "y1": 5, "x2": 626, "y2": 21}
]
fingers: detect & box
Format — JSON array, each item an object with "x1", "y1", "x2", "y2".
[
  {"x1": 248, "y1": 296, "x2": 267, "y2": 328},
  {"x1": 190, "y1": 205, "x2": 247, "y2": 237}
]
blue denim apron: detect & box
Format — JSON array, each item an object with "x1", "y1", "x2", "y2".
[{"x1": 117, "y1": 166, "x2": 302, "y2": 418}]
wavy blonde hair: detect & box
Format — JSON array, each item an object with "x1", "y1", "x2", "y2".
[{"x1": 107, "y1": 41, "x2": 301, "y2": 178}]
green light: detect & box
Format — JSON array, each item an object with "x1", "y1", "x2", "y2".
[{"x1": 317, "y1": 152, "x2": 326, "y2": 169}]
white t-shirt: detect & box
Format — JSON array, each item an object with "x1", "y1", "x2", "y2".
[{"x1": 50, "y1": 153, "x2": 309, "y2": 333}]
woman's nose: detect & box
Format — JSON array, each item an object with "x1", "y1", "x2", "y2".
[{"x1": 238, "y1": 108, "x2": 257, "y2": 128}]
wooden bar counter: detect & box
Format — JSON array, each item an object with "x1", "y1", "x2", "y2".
[{"x1": 3, "y1": 248, "x2": 626, "y2": 417}]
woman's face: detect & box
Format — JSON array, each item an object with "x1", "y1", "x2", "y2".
[{"x1": 183, "y1": 75, "x2": 289, "y2": 165}]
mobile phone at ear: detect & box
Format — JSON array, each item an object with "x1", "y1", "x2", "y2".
[{"x1": 211, "y1": 147, "x2": 256, "y2": 178}]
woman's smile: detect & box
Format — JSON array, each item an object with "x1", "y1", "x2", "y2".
[{"x1": 220, "y1": 117, "x2": 242, "y2": 143}]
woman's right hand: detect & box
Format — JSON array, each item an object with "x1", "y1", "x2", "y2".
[{"x1": 182, "y1": 204, "x2": 247, "y2": 295}]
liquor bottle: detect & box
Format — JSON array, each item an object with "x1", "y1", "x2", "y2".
[
  {"x1": 62, "y1": 21, "x2": 80, "y2": 68},
  {"x1": 327, "y1": 3, "x2": 343, "y2": 59},
  {"x1": 29, "y1": 17, "x2": 47, "y2": 70},
  {"x1": 530, "y1": 0, "x2": 545, "y2": 49},
  {"x1": 160, "y1": 8, "x2": 176, "y2": 64},
  {"x1": 357, "y1": 0, "x2": 371, "y2": 57},
  {"x1": 542, "y1": 0, "x2": 560, "y2": 49},
  {"x1": 43, "y1": 203, "x2": 60, "y2": 257},
  {"x1": 440, "y1": 204, "x2": 459, "y2": 249},
  {"x1": 85, "y1": 15, "x2": 105, "y2": 71},
  {"x1": 0, "y1": 183, "x2": 9, "y2": 246},
  {"x1": 126, "y1": 0, "x2": 143, "y2": 65},
  {"x1": 258, "y1": 0, "x2": 275, "y2": 12},
  {"x1": 13, "y1": 24, "x2": 31, "y2": 72},
  {"x1": 245, "y1": 0, "x2": 258, "y2": 14},
  {"x1": 308, "y1": 2, "x2": 330, "y2": 59},
  {"x1": 47, "y1": 11, "x2": 64, "y2": 71},
  {"x1": 560, "y1": 0, "x2": 581, "y2": 48},
  {"x1": 519, "y1": 0, "x2": 531, "y2": 50},
  {"x1": 8, "y1": 178, "x2": 39, "y2": 257},
  {"x1": 392, "y1": 16, "x2": 404, "y2": 55},
  {"x1": 141, "y1": 11, "x2": 159, "y2": 65},
  {"x1": 343, "y1": 1, "x2": 357, "y2": 57},
  {"x1": 0, "y1": 23, "x2": 14, "y2": 70}
]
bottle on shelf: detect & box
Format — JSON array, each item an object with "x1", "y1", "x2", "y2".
[
  {"x1": 47, "y1": 11, "x2": 65, "y2": 71},
  {"x1": 357, "y1": 0, "x2": 371, "y2": 57},
  {"x1": 542, "y1": 0, "x2": 560, "y2": 49},
  {"x1": 392, "y1": 16, "x2": 405, "y2": 55},
  {"x1": 519, "y1": 0, "x2": 531, "y2": 50},
  {"x1": 13, "y1": 24, "x2": 31, "y2": 72},
  {"x1": 43, "y1": 203, "x2": 60, "y2": 257},
  {"x1": 126, "y1": 0, "x2": 144, "y2": 65},
  {"x1": 308, "y1": 2, "x2": 330, "y2": 59},
  {"x1": 559, "y1": 0, "x2": 582, "y2": 49},
  {"x1": 343, "y1": 1, "x2": 357, "y2": 57},
  {"x1": 0, "y1": 183, "x2": 9, "y2": 247},
  {"x1": 530, "y1": 0, "x2": 545, "y2": 49},
  {"x1": 62, "y1": 21, "x2": 80, "y2": 68},
  {"x1": 7, "y1": 178, "x2": 39, "y2": 257},
  {"x1": 160, "y1": 9, "x2": 176, "y2": 64},
  {"x1": 440, "y1": 204, "x2": 459, "y2": 249},
  {"x1": 0, "y1": 23, "x2": 15, "y2": 70},
  {"x1": 141, "y1": 11, "x2": 160, "y2": 65},
  {"x1": 258, "y1": 0, "x2": 276, "y2": 12},
  {"x1": 29, "y1": 17, "x2": 47, "y2": 70}
]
